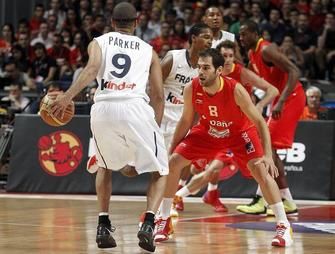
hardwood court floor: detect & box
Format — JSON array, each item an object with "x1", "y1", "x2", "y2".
[{"x1": 0, "y1": 194, "x2": 334, "y2": 254}]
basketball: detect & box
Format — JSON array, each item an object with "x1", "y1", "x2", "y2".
[{"x1": 39, "y1": 93, "x2": 75, "y2": 127}]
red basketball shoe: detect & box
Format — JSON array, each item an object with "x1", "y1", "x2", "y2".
[
  {"x1": 272, "y1": 223, "x2": 293, "y2": 247},
  {"x1": 154, "y1": 217, "x2": 174, "y2": 242},
  {"x1": 202, "y1": 189, "x2": 228, "y2": 212}
]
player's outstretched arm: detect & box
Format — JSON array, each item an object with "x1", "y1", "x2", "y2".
[
  {"x1": 148, "y1": 50, "x2": 164, "y2": 126},
  {"x1": 169, "y1": 83, "x2": 195, "y2": 155},
  {"x1": 240, "y1": 67, "x2": 279, "y2": 112},
  {"x1": 50, "y1": 40, "x2": 101, "y2": 117},
  {"x1": 234, "y1": 83, "x2": 278, "y2": 177}
]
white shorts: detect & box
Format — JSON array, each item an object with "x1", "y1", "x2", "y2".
[
  {"x1": 90, "y1": 99, "x2": 169, "y2": 176},
  {"x1": 160, "y1": 106, "x2": 183, "y2": 151}
]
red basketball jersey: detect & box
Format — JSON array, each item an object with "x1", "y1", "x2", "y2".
[
  {"x1": 249, "y1": 38, "x2": 302, "y2": 95},
  {"x1": 226, "y1": 63, "x2": 252, "y2": 95},
  {"x1": 191, "y1": 76, "x2": 253, "y2": 139}
]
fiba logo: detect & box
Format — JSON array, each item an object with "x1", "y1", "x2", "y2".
[
  {"x1": 277, "y1": 142, "x2": 306, "y2": 163},
  {"x1": 38, "y1": 131, "x2": 83, "y2": 176}
]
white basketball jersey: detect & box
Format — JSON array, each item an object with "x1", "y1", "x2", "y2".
[
  {"x1": 94, "y1": 32, "x2": 152, "y2": 102},
  {"x1": 211, "y1": 30, "x2": 235, "y2": 48},
  {"x1": 164, "y1": 49, "x2": 198, "y2": 109}
]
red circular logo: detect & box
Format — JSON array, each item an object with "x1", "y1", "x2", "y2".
[{"x1": 38, "y1": 131, "x2": 83, "y2": 176}]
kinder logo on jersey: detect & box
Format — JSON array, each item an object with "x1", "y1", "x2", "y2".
[
  {"x1": 101, "y1": 79, "x2": 136, "y2": 90},
  {"x1": 38, "y1": 131, "x2": 83, "y2": 176},
  {"x1": 166, "y1": 92, "x2": 183, "y2": 104}
]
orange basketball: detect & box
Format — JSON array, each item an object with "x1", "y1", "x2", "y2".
[{"x1": 39, "y1": 93, "x2": 75, "y2": 127}]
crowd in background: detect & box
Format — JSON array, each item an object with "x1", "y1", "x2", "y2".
[{"x1": 0, "y1": 0, "x2": 334, "y2": 117}]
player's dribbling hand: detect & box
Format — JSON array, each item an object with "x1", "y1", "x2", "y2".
[{"x1": 49, "y1": 92, "x2": 72, "y2": 119}]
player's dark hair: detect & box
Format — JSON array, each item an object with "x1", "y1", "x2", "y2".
[
  {"x1": 216, "y1": 40, "x2": 235, "y2": 52},
  {"x1": 199, "y1": 48, "x2": 225, "y2": 69},
  {"x1": 241, "y1": 20, "x2": 260, "y2": 35},
  {"x1": 112, "y1": 2, "x2": 137, "y2": 28},
  {"x1": 188, "y1": 23, "x2": 210, "y2": 45}
]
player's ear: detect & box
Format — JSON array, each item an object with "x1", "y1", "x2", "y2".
[{"x1": 216, "y1": 66, "x2": 223, "y2": 76}]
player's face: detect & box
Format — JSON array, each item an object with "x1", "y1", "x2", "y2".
[
  {"x1": 239, "y1": 26, "x2": 256, "y2": 50},
  {"x1": 220, "y1": 48, "x2": 234, "y2": 69},
  {"x1": 194, "y1": 28, "x2": 213, "y2": 50},
  {"x1": 203, "y1": 7, "x2": 223, "y2": 30},
  {"x1": 197, "y1": 56, "x2": 219, "y2": 87}
]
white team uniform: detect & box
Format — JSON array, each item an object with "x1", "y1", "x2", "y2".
[
  {"x1": 211, "y1": 30, "x2": 235, "y2": 48},
  {"x1": 161, "y1": 49, "x2": 198, "y2": 151},
  {"x1": 92, "y1": 32, "x2": 168, "y2": 175}
]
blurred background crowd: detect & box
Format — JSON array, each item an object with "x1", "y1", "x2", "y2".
[{"x1": 0, "y1": 0, "x2": 334, "y2": 120}]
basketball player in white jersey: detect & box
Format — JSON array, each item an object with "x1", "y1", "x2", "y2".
[{"x1": 50, "y1": 2, "x2": 167, "y2": 252}]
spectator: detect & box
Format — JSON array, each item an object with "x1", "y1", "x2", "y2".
[
  {"x1": 103, "y1": 0, "x2": 115, "y2": 26},
  {"x1": 164, "y1": 8, "x2": 177, "y2": 28},
  {"x1": 172, "y1": 18, "x2": 188, "y2": 46},
  {"x1": 300, "y1": 86, "x2": 327, "y2": 120},
  {"x1": 280, "y1": 35, "x2": 305, "y2": 73},
  {"x1": 91, "y1": 0, "x2": 104, "y2": 16},
  {"x1": 29, "y1": 43, "x2": 57, "y2": 85},
  {"x1": 69, "y1": 31, "x2": 89, "y2": 70},
  {"x1": 16, "y1": 32, "x2": 34, "y2": 60},
  {"x1": 1, "y1": 83, "x2": 30, "y2": 113},
  {"x1": 91, "y1": 14, "x2": 106, "y2": 38},
  {"x1": 309, "y1": 0, "x2": 326, "y2": 33},
  {"x1": 46, "y1": 14, "x2": 58, "y2": 36},
  {"x1": 293, "y1": 13, "x2": 318, "y2": 78},
  {"x1": 316, "y1": 12, "x2": 335, "y2": 80},
  {"x1": 30, "y1": 22, "x2": 53, "y2": 49},
  {"x1": 148, "y1": 7, "x2": 162, "y2": 36},
  {"x1": 229, "y1": 10, "x2": 248, "y2": 36},
  {"x1": 29, "y1": 3, "x2": 45, "y2": 38},
  {"x1": 183, "y1": 7, "x2": 194, "y2": 33},
  {"x1": 63, "y1": 8, "x2": 81, "y2": 35},
  {"x1": 225, "y1": 1, "x2": 241, "y2": 28},
  {"x1": 136, "y1": 13, "x2": 158, "y2": 43},
  {"x1": 44, "y1": 0, "x2": 66, "y2": 31},
  {"x1": 60, "y1": 28, "x2": 73, "y2": 49},
  {"x1": 16, "y1": 19, "x2": 30, "y2": 39},
  {"x1": 261, "y1": 8, "x2": 287, "y2": 45},
  {"x1": 81, "y1": 13, "x2": 95, "y2": 40},
  {"x1": 150, "y1": 21, "x2": 174, "y2": 55},
  {"x1": 10, "y1": 45, "x2": 30, "y2": 73},
  {"x1": 249, "y1": 3, "x2": 265, "y2": 24},
  {"x1": 281, "y1": 0, "x2": 294, "y2": 24},
  {"x1": 2, "y1": 61, "x2": 35, "y2": 90},
  {"x1": 78, "y1": 0, "x2": 91, "y2": 19},
  {"x1": 0, "y1": 24, "x2": 15, "y2": 60}
]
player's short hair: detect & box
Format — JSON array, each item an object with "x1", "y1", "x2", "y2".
[
  {"x1": 112, "y1": 2, "x2": 137, "y2": 28},
  {"x1": 216, "y1": 40, "x2": 235, "y2": 52},
  {"x1": 188, "y1": 23, "x2": 210, "y2": 45},
  {"x1": 199, "y1": 48, "x2": 224, "y2": 69},
  {"x1": 241, "y1": 20, "x2": 260, "y2": 35}
]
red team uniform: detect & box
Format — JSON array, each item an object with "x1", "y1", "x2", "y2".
[
  {"x1": 227, "y1": 63, "x2": 253, "y2": 95},
  {"x1": 174, "y1": 76, "x2": 263, "y2": 178},
  {"x1": 249, "y1": 39, "x2": 306, "y2": 149}
]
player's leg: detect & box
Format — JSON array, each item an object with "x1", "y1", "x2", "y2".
[
  {"x1": 173, "y1": 166, "x2": 191, "y2": 212},
  {"x1": 155, "y1": 153, "x2": 191, "y2": 242},
  {"x1": 200, "y1": 159, "x2": 228, "y2": 212},
  {"x1": 248, "y1": 159, "x2": 293, "y2": 247},
  {"x1": 95, "y1": 167, "x2": 117, "y2": 248}
]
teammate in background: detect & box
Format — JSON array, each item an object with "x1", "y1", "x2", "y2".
[
  {"x1": 160, "y1": 23, "x2": 212, "y2": 213},
  {"x1": 236, "y1": 20, "x2": 306, "y2": 216},
  {"x1": 174, "y1": 6, "x2": 238, "y2": 214},
  {"x1": 174, "y1": 40, "x2": 279, "y2": 204},
  {"x1": 154, "y1": 49, "x2": 293, "y2": 248},
  {"x1": 50, "y1": 2, "x2": 168, "y2": 252}
]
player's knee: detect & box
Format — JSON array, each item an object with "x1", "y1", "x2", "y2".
[{"x1": 248, "y1": 161, "x2": 267, "y2": 184}]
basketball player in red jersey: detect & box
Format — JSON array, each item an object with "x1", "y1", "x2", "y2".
[
  {"x1": 237, "y1": 21, "x2": 306, "y2": 216},
  {"x1": 155, "y1": 48, "x2": 293, "y2": 247},
  {"x1": 173, "y1": 40, "x2": 279, "y2": 209}
]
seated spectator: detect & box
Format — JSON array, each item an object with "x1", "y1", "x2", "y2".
[
  {"x1": 1, "y1": 83, "x2": 30, "y2": 113},
  {"x1": 44, "y1": 0, "x2": 66, "y2": 31},
  {"x1": 150, "y1": 21, "x2": 174, "y2": 55},
  {"x1": 30, "y1": 21, "x2": 53, "y2": 49},
  {"x1": 69, "y1": 31, "x2": 89, "y2": 70},
  {"x1": 280, "y1": 35, "x2": 304, "y2": 73},
  {"x1": 91, "y1": 14, "x2": 106, "y2": 38},
  {"x1": 172, "y1": 18, "x2": 188, "y2": 46},
  {"x1": 260, "y1": 8, "x2": 287, "y2": 45},
  {"x1": 29, "y1": 3, "x2": 45, "y2": 39},
  {"x1": 16, "y1": 32, "x2": 34, "y2": 60},
  {"x1": 29, "y1": 43, "x2": 57, "y2": 85},
  {"x1": 10, "y1": 45, "x2": 30, "y2": 73},
  {"x1": 300, "y1": 86, "x2": 327, "y2": 120},
  {"x1": 16, "y1": 19, "x2": 30, "y2": 40},
  {"x1": 2, "y1": 61, "x2": 35, "y2": 90},
  {"x1": 135, "y1": 13, "x2": 158, "y2": 43},
  {"x1": 63, "y1": 8, "x2": 81, "y2": 35},
  {"x1": 148, "y1": 7, "x2": 162, "y2": 35},
  {"x1": 0, "y1": 24, "x2": 15, "y2": 62}
]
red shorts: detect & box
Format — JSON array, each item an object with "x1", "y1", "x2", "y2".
[
  {"x1": 174, "y1": 126, "x2": 264, "y2": 178},
  {"x1": 268, "y1": 84, "x2": 306, "y2": 149}
]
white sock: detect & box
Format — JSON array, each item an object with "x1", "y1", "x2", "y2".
[
  {"x1": 99, "y1": 212, "x2": 109, "y2": 216},
  {"x1": 256, "y1": 185, "x2": 263, "y2": 196},
  {"x1": 160, "y1": 198, "x2": 173, "y2": 219},
  {"x1": 178, "y1": 179, "x2": 187, "y2": 186},
  {"x1": 207, "y1": 183, "x2": 218, "y2": 191},
  {"x1": 280, "y1": 188, "x2": 293, "y2": 201},
  {"x1": 269, "y1": 202, "x2": 289, "y2": 226},
  {"x1": 176, "y1": 186, "x2": 191, "y2": 198}
]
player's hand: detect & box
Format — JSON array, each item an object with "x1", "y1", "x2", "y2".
[
  {"x1": 49, "y1": 92, "x2": 72, "y2": 119},
  {"x1": 271, "y1": 101, "x2": 284, "y2": 120},
  {"x1": 255, "y1": 156, "x2": 278, "y2": 178}
]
